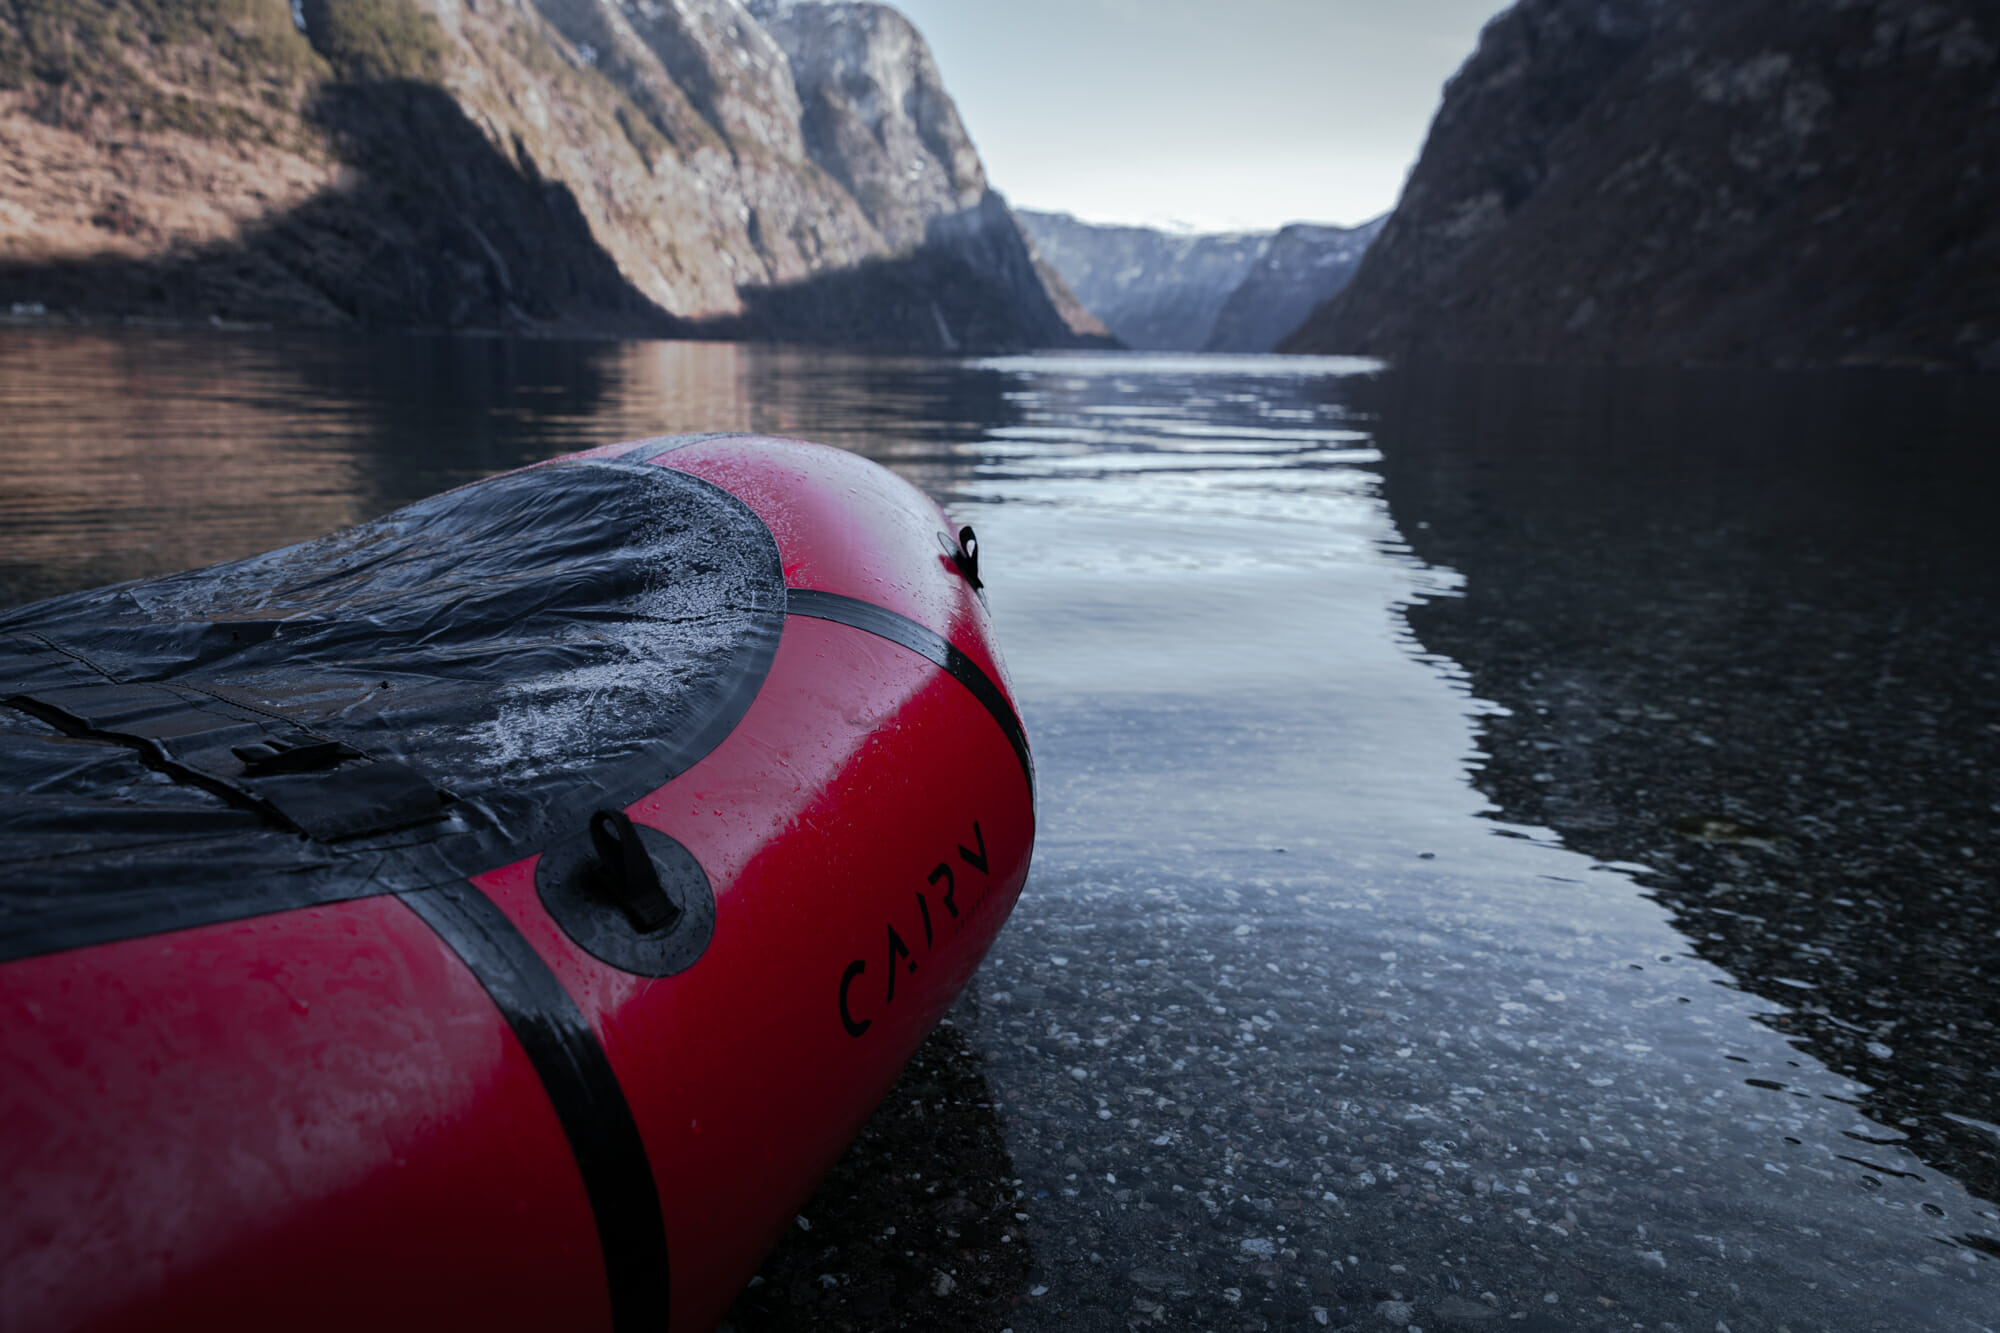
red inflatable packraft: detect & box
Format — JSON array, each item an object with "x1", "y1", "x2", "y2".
[{"x1": 0, "y1": 434, "x2": 1034, "y2": 1331}]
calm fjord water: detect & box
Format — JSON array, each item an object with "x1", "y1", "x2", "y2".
[{"x1": 2, "y1": 328, "x2": 1995, "y2": 1331}]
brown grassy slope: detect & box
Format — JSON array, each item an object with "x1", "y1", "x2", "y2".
[
  {"x1": 1, "y1": 0, "x2": 1098, "y2": 347},
  {"x1": 0, "y1": 0, "x2": 336, "y2": 267},
  {"x1": 0, "y1": 0, "x2": 680, "y2": 332}
]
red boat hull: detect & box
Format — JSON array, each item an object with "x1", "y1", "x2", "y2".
[{"x1": 0, "y1": 436, "x2": 1034, "y2": 1331}]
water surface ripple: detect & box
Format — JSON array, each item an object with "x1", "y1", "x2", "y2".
[{"x1": 958, "y1": 352, "x2": 1997, "y2": 1332}]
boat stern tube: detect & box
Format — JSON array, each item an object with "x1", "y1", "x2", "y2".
[
  {"x1": 561, "y1": 433, "x2": 1038, "y2": 1328},
  {"x1": 0, "y1": 435, "x2": 1034, "y2": 1331}
]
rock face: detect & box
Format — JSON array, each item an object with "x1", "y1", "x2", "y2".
[
  {"x1": 1283, "y1": 0, "x2": 2000, "y2": 369},
  {"x1": 1203, "y1": 217, "x2": 1383, "y2": 353},
  {"x1": 750, "y1": 0, "x2": 978, "y2": 250},
  {"x1": 728, "y1": 0, "x2": 1107, "y2": 349},
  {"x1": 1018, "y1": 210, "x2": 1380, "y2": 352},
  {"x1": 0, "y1": 0, "x2": 1102, "y2": 350}
]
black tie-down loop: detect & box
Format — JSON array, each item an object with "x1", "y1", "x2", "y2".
[
  {"x1": 588, "y1": 809, "x2": 682, "y2": 934},
  {"x1": 955, "y1": 526, "x2": 982, "y2": 589},
  {"x1": 938, "y1": 525, "x2": 983, "y2": 590}
]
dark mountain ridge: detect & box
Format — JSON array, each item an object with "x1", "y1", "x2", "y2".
[
  {"x1": 1204, "y1": 217, "x2": 1384, "y2": 353},
  {"x1": 1284, "y1": 0, "x2": 2000, "y2": 370}
]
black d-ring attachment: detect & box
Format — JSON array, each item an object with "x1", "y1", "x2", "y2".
[
  {"x1": 588, "y1": 809, "x2": 682, "y2": 933},
  {"x1": 538, "y1": 813, "x2": 716, "y2": 976},
  {"x1": 952, "y1": 525, "x2": 983, "y2": 590}
]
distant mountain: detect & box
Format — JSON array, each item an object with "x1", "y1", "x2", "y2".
[
  {"x1": 1283, "y1": 0, "x2": 2000, "y2": 370},
  {"x1": 1204, "y1": 218, "x2": 1384, "y2": 353},
  {"x1": 0, "y1": 0, "x2": 1104, "y2": 351},
  {"x1": 1018, "y1": 210, "x2": 1380, "y2": 352},
  {"x1": 1015, "y1": 212, "x2": 1266, "y2": 351}
]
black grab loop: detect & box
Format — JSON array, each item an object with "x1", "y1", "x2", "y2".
[
  {"x1": 588, "y1": 809, "x2": 682, "y2": 933},
  {"x1": 953, "y1": 525, "x2": 983, "y2": 590}
]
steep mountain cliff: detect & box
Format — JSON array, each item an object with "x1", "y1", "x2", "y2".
[
  {"x1": 1018, "y1": 210, "x2": 1380, "y2": 353},
  {"x1": 728, "y1": 0, "x2": 1107, "y2": 349},
  {"x1": 1203, "y1": 217, "x2": 1382, "y2": 353},
  {"x1": 0, "y1": 0, "x2": 1100, "y2": 350},
  {"x1": 1283, "y1": 0, "x2": 2000, "y2": 369}
]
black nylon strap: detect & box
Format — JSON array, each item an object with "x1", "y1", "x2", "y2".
[
  {"x1": 7, "y1": 681, "x2": 445, "y2": 841},
  {"x1": 398, "y1": 882, "x2": 672, "y2": 1331}
]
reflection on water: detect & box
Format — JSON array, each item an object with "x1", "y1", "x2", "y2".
[
  {"x1": 0, "y1": 328, "x2": 1019, "y2": 605},
  {"x1": 1, "y1": 328, "x2": 1994, "y2": 1329},
  {"x1": 1363, "y1": 362, "x2": 2000, "y2": 1217},
  {"x1": 958, "y1": 354, "x2": 1996, "y2": 1331}
]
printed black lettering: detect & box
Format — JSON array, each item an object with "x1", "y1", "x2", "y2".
[
  {"x1": 957, "y1": 821, "x2": 988, "y2": 875},
  {"x1": 835, "y1": 816, "x2": 994, "y2": 1035},
  {"x1": 928, "y1": 862, "x2": 958, "y2": 918},
  {"x1": 886, "y1": 924, "x2": 913, "y2": 1002},
  {"x1": 838, "y1": 960, "x2": 871, "y2": 1038}
]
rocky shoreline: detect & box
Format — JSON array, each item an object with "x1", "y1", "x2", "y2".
[{"x1": 726, "y1": 1012, "x2": 1026, "y2": 1332}]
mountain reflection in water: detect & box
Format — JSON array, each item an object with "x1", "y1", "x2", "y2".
[
  {"x1": 0, "y1": 328, "x2": 1020, "y2": 606},
  {"x1": 1366, "y1": 361, "x2": 2000, "y2": 1218},
  {"x1": 1, "y1": 328, "x2": 1994, "y2": 1329}
]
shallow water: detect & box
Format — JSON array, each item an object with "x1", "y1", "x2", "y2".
[
  {"x1": 958, "y1": 356, "x2": 1999, "y2": 1332},
  {"x1": 2, "y1": 328, "x2": 1995, "y2": 1331}
]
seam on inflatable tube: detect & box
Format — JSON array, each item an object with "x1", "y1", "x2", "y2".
[
  {"x1": 617, "y1": 433, "x2": 740, "y2": 463},
  {"x1": 784, "y1": 588, "x2": 1035, "y2": 802},
  {"x1": 398, "y1": 882, "x2": 673, "y2": 1332}
]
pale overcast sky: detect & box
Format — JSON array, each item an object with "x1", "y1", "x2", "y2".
[{"x1": 889, "y1": 0, "x2": 1515, "y2": 232}]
